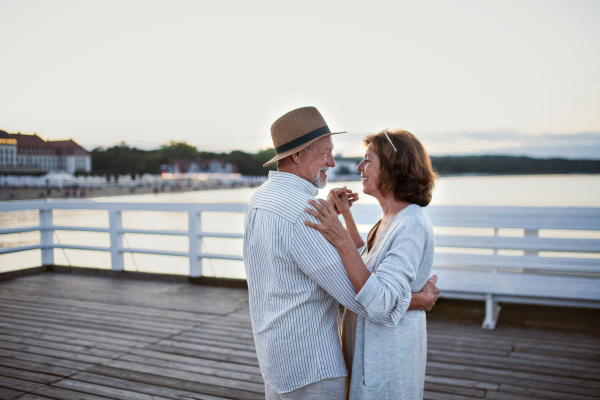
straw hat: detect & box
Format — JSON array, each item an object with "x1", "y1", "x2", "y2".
[{"x1": 263, "y1": 106, "x2": 346, "y2": 167}]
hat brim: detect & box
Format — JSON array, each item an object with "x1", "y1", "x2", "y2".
[{"x1": 263, "y1": 131, "x2": 346, "y2": 167}]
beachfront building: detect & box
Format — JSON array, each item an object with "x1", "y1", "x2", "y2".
[
  {"x1": 161, "y1": 158, "x2": 237, "y2": 174},
  {"x1": 0, "y1": 130, "x2": 18, "y2": 169},
  {"x1": 0, "y1": 131, "x2": 91, "y2": 174}
]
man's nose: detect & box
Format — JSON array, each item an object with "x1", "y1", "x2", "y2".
[{"x1": 328, "y1": 154, "x2": 336, "y2": 167}]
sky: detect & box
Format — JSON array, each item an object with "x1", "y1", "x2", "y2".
[{"x1": 0, "y1": 0, "x2": 599, "y2": 158}]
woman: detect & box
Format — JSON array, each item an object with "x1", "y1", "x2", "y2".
[{"x1": 304, "y1": 129, "x2": 438, "y2": 400}]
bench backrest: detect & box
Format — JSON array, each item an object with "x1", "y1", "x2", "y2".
[{"x1": 350, "y1": 205, "x2": 600, "y2": 275}]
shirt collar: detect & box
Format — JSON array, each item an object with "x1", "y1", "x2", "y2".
[{"x1": 268, "y1": 171, "x2": 318, "y2": 197}]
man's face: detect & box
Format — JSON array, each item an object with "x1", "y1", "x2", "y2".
[{"x1": 299, "y1": 136, "x2": 336, "y2": 189}]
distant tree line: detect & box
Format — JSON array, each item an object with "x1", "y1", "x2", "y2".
[
  {"x1": 91, "y1": 142, "x2": 276, "y2": 177},
  {"x1": 430, "y1": 156, "x2": 600, "y2": 175},
  {"x1": 90, "y1": 142, "x2": 600, "y2": 177}
]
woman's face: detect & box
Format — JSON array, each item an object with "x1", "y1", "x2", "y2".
[{"x1": 357, "y1": 144, "x2": 382, "y2": 197}]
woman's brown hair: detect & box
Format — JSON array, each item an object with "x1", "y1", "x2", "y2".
[{"x1": 364, "y1": 129, "x2": 438, "y2": 207}]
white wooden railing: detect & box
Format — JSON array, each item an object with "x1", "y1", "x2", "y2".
[
  {"x1": 0, "y1": 200, "x2": 246, "y2": 277},
  {"x1": 1, "y1": 200, "x2": 600, "y2": 328}
]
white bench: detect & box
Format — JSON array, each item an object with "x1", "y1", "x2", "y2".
[{"x1": 349, "y1": 205, "x2": 600, "y2": 329}]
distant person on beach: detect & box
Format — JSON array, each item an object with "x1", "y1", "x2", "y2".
[
  {"x1": 243, "y1": 107, "x2": 439, "y2": 400},
  {"x1": 305, "y1": 129, "x2": 438, "y2": 399}
]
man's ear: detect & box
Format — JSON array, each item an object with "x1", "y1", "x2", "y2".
[{"x1": 290, "y1": 152, "x2": 302, "y2": 164}]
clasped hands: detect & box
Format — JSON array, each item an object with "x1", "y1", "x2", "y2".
[{"x1": 304, "y1": 187, "x2": 358, "y2": 247}]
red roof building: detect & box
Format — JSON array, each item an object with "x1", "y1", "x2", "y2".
[{"x1": 0, "y1": 132, "x2": 91, "y2": 174}]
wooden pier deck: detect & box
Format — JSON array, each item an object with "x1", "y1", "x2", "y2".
[{"x1": 0, "y1": 272, "x2": 599, "y2": 400}]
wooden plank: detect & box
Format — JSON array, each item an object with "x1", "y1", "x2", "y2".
[
  {"x1": 423, "y1": 390, "x2": 488, "y2": 400},
  {"x1": 427, "y1": 350, "x2": 599, "y2": 380},
  {"x1": 0, "y1": 326, "x2": 150, "y2": 350},
  {"x1": 101, "y1": 359, "x2": 265, "y2": 392},
  {"x1": 116, "y1": 354, "x2": 264, "y2": 384},
  {"x1": 426, "y1": 365, "x2": 600, "y2": 397},
  {"x1": 427, "y1": 329, "x2": 600, "y2": 352},
  {"x1": 164, "y1": 336, "x2": 257, "y2": 353},
  {"x1": 0, "y1": 303, "x2": 196, "y2": 334},
  {"x1": 426, "y1": 361, "x2": 600, "y2": 390},
  {"x1": 52, "y1": 379, "x2": 175, "y2": 400},
  {"x1": 0, "y1": 348, "x2": 97, "y2": 373},
  {"x1": 483, "y1": 391, "x2": 540, "y2": 400},
  {"x1": 0, "y1": 375, "x2": 46, "y2": 392},
  {"x1": 174, "y1": 330, "x2": 256, "y2": 346},
  {"x1": 0, "y1": 341, "x2": 115, "y2": 366},
  {"x1": 425, "y1": 374, "x2": 498, "y2": 391},
  {"x1": 0, "y1": 310, "x2": 176, "y2": 338},
  {"x1": 85, "y1": 365, "x2": 265, "y2": 400},
  {"x1": 0, "y1": 357, "x2": 79, "y2": 378},
  {"x1": 0, "y1": 319, "x2": 157, "y2": 345},
  {"x1": 499, "y1": 383, "x2": 600, "y2": 400},
  {"x1": 0, "y1": 292, "x2": 249, "y2": 327},
  {"x1": 0, "y1": 333, "x2": 129, "y2": 359},
  {"x1": 125, "y1": 348, "x2": 262, "y2": 375},
  {"x1": 29, "y1": 386, "x2": 116, "y2": 400},
  {"x1": 424, "y1": 381, "x2": 486, "y2": 397},
  {"x1": 72, "y1": 372, "x2": 233, "y2": 400},
  {"x1": 0, "y1": 366, "x2": 63, "y2": 385},
  {"x1": 147, "y1": 343, "x2": 259, "y2": 366},
  {"x1": 0, "y1": 388, "x2": 26, "y2": 400}
]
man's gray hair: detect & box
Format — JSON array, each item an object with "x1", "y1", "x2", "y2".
[{"x1": 302, "y1": 142, "x2": 315, "y2": 153}]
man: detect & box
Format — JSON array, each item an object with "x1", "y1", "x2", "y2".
[{"x1": 243, "y1": 107, "x2": 439, "y2": 399}]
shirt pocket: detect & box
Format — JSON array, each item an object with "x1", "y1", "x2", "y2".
[{"x1": 356, "y1": 378, "x2": 388, "y2": 400}]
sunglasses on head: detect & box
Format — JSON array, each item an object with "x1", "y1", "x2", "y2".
[{"x1": 376, "y1": 128, "x2": 398, "y2": 153}]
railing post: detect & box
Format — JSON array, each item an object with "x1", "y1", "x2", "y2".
[
  {"x1": 491, "y1": 228, "x2": 499, "y2": 274},
  {"x1": 39, "y1": 204, "x2": 54, "y2": 266},
  {"x1": 188, "y1": 210, "x2": 202, "y2": 277},
  {"x1": 109, "y1": 209, "x2": 124, "y2": 271}
]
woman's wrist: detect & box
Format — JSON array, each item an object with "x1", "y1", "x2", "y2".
[
  {"x1": 335, "y1": 235, "x2": 356, "y2": 252},
  {"x1": 341, "y1": 210, "x2": 353, "y2": 220}
]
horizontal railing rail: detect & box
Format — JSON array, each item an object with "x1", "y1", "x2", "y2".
[{"x1": 1, "y1": 200, "x2": 600, "y2": 277}]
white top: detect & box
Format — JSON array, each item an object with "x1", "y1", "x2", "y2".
[{"x1": 243, "y1": 171, "x2": 411, "y2": 393}]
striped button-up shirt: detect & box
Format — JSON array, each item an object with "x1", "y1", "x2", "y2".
[{"x1": 243, "y1": 171, "x2": 411, "y2": 393}]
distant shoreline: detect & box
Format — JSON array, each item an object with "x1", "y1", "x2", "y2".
[
  {"x1": 2, "y1": 173, "x2": 599, "y2": 202},
  {"x1": 0, "y1": 182, "x2": 251, "y2": 202}
]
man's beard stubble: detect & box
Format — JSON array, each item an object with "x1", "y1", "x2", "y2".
[{"x1": 310, "y1": 166, "x2": 329, "y2": 189}]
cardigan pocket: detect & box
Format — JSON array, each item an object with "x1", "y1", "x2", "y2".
[{"x1": 357, "y1": 378, "x2": 388, "y2": 400}]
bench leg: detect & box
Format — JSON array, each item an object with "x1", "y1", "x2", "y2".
[{"x1": 482, "y1": 294, "x2": 501, "y2": 329}]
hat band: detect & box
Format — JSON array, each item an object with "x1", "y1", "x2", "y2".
[{"x1": 275, "y1": 125, "x2": 331, "y2": 154}]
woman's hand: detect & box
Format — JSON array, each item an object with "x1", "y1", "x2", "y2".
[
  {"x1": 327, "y1": 187, "x2": 359, "y2": 215},
  {"x1": 304, "y1": 199, "x2": 354, "y2": 248}
]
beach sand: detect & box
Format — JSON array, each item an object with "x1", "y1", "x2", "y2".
[{"x1": 0, "y1": 181, "x2": 255, "y2": 201}]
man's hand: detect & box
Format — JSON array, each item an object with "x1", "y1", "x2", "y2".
[{"x1": 408, "y1": 275, "x2": 440, "y2": 311}]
